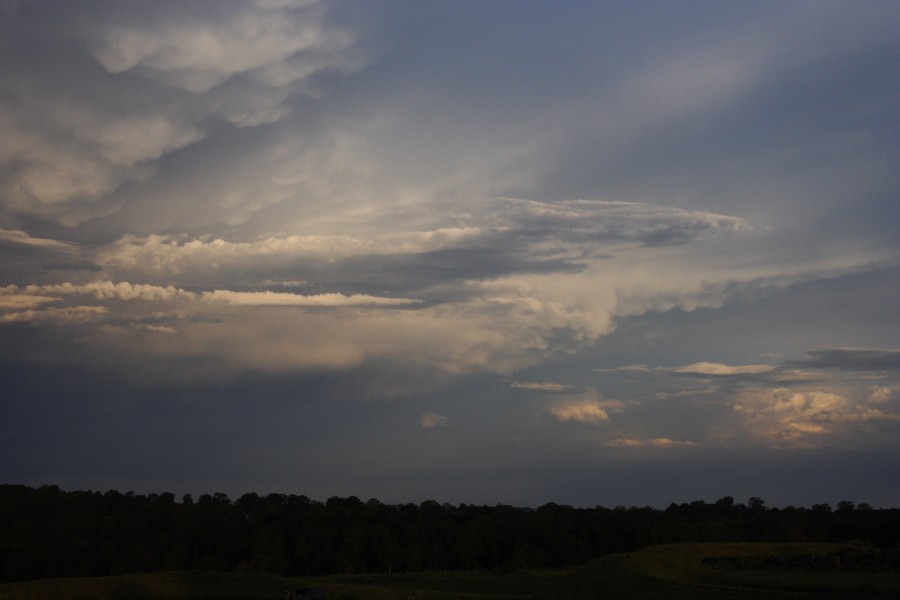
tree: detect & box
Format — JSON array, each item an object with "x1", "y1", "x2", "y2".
[{"x1": 748, "y1": 496, "x2": 767, "y2": 511}]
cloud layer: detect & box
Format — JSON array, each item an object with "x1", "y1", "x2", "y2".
[{"x1": 0, "y1": 0, "x2": 898, "y2": 507}]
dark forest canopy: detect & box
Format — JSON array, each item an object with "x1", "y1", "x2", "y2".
[{"x1": 2, "y1": 484, "x2": 898, "y2": 583}]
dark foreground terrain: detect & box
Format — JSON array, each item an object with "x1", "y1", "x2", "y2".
[
  {"x1": 555, "y1": 543, "x2": 900, "y2": 599},
  {"x1": 4, "y1": 484, "x2": 900, "y2": 583},
  {"x1": 2, "y1": 543, "x2": 899, "y2": 600}
]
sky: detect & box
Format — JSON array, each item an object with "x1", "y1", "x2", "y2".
[{"x1": 1, "y1": 0, "x2": 899, "y2": 509}]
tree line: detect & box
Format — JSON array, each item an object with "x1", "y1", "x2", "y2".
[{"x1": 2, "y1": 484, "x2": 898, "y2": 582}]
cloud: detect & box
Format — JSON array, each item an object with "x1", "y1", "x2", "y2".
[
  {"x1": 0, "y1": 0, "x2": 358, "y2": 225},
  {"x1": 0, "y1": 282, "x2": 550, "y2": 376},
  {"x1": 869, "y1": 386, "x2": 894, "y2": 404},
  {"x1": 134, "y1": 323, "x2": 178, "y2": 335},
  {"x1": 548, "y1": 401, "x2": 609, "y2": 424},
  {"x1": 0, "y1": 305, "x2": 107, "y2": 324},
  {"x1": 420, "y1": 411, "x2": 449, "y2": 429},
  {"x1": 85, "y1": 198, "x2": 761, "y2": 289},
  {"x1": 95, "y1": 228, "x2": 489, "y2": 277},
  {"x1": 0, "y1": 0, "x2": 897, "y2": 508},
  {"x1": 599, "y1": 362, "x2": 777, "y2": 376},
  {"x1": 597, "y1": 364, "x2": 652, "y2": 373},
  {"x1": 646, "y1": 350, "x2": 900, "y2": 385},
  {"x1": 732, "y1": 386, "x2": 900, "y2": 446},
  {"x1": 606, "y1": 438, "x2": 698, "y2": 448},
  {"x1": 790, "y1": 349, "x2": 900, "y2": 373},
  {"x1": 20, "y1": 281, "x2": 194, "y2": 302},
  {"x1": 1, "y1": 3, "x2": 897, "y2": 394},
  {"x1": 200, "y1": 290, "x2": 420, "y2": 307},
  {"x1": 0, "y1": 228, "x2": 79, "y2": 252},
  {"x1": 0, "y1": 293, "x2": 61, "y2": 311},
  {"x1": 88, "y1": 4, "x2": 333, "y2": 92},
  {"x1": 491, "y1": 198, "x2": 750, "y2": 248},
  {"x1": 545, "y1": 388, "x2": 626, "y2": 424},
  {"x1": 4, "y1": 227, "x2": 889, "y2": 383},
  {"x1": 510, "y1": 381, "x2": 577, "y2": 393},
  {"x1": 670, "y1": 362, "x2": 776, "y2": 376},
  {"x1": 88, "y1": 198, "x2": 751, "y2": 283},
  {"x1": 5, "y1": 281, "x2": 419, "y2": 308},
  {"x1": 589, "y1": 347, "x2": 900, "y2": 450}
]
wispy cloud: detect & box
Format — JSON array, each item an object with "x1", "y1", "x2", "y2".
[
  {"x1": 606, "y1": 438, "x2": 698, "y2": 449},
  {"x1": 670, "y1": 362, "x2": 777, "y2": 376},
  {"x1": 201, "y1": 290, "x2": 421, "y2": 307},
  {"x1": 510, "y1": 381, "x2": 577, "y2": 393},
  {"x1": 597, "y1": 364, "x2": 652, "y2": 373},
  {"x1": 789, "y1": 349, "x2": 900, "y2": 373},
  {"x1": 0, "y1": 305, "x2": 107, "y2": 324},
  {"x1": 0, "y1": 228, "x2": 79, "y2": 251},
  {"x1": 0, "y1": 293, "x2": 62, "y2": 311}
]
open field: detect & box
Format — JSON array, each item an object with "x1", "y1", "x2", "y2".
[
  {"x1": 0, "y1": 569, "x2": 566, "y2": 600},
  {"x1": 553, "y1": 543, "x2": 900, "y2": 599},
  {"x1": 2, "y1": 544, "x2": 898, "y2": 600}
]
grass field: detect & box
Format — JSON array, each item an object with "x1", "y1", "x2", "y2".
[
  {"x1": 2, "y1": 544, "x2": 898, "y2": 600},
  {"x1": 552, "y1": 543, "x2": 900, "y2": 599},
  {"x1": 0, "y1": 569, "x2": 566, "y2": 600}
]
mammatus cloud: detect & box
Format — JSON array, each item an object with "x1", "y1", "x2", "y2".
[
  {"x1": 87, "y1": 0, "x2": 337, "y2": 95},
  {"x1": 0, "y1": 0, "x2": 357, "y2": 225}
]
